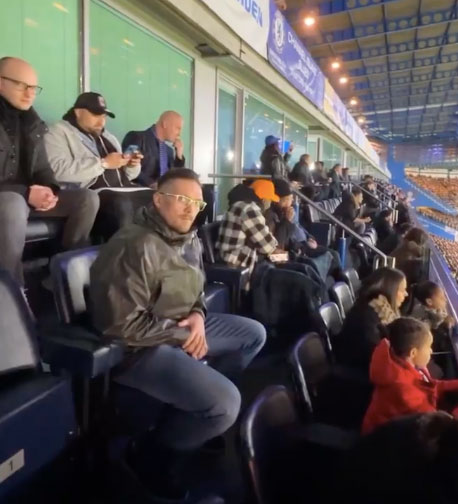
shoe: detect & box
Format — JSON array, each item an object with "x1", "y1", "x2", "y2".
[{"x1": 125, "y1": 438, "x2": 190, "y2": 503}]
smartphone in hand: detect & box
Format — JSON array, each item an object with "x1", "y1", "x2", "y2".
[{"x1": 124, "y1": 144, "x2": 141, "y2": 156}]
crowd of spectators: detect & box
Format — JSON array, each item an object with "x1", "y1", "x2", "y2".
[
  {"x1": 417, "y1": 206, "x2": 458, "y2": 231},
  {"x1": 407, "y1": 174, "x2": 458, "y2": 207},
  {"x1": 6, "y1": 54, "x2": 458, "y2": 504},
  {"x1": 431, "y1": 235, "x2": 458, "y2": 279}
]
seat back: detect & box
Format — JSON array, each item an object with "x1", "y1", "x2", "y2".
[
  {"x1": 0, "y1": 270, "x2": 39, "y2": 375},
  {"x1": 330, "y1": 282, "x2": 354, "y2": 319},
  {"x1": 50, "y1": 247, "x2": 100, "y2": 325},
  {"x1": 342, "y1": 268, "x2": 361, "y2": 299},
  {"x1": 240, "y1": 385, "x2": 302, "y2": 504},
  {"x1": 289, "y1": 332, "x2": 331, "y2": 420},
  {"x1": 319, "y1": 302, "x2": 343, "y2": 344},
  {"x1": 199, "y1": 221, "x2": 221, "y2": 264}
]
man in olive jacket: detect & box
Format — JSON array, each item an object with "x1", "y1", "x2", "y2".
[{"x1": 90, "y1": 168, "x2": 266, "y2": 500}]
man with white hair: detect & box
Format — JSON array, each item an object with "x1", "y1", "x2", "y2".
[
  {"x1": 0, "y1": 56, "x2": 99, "y2": 284},
  {"x1": 122, "y1": 110, "x2": 186, "y2": 187}
]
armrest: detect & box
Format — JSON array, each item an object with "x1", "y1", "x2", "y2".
[
  {"x1": 40, "y1": 325, "x2": 125, "y2": 379},
  {"x1": 308, "y1": 222, "x2": 332, "y2": 247},
  {"x1": 204, "y1": 263, "x2": 250, "y2": 312}
]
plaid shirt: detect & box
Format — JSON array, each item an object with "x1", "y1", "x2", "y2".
[{"x1": 216, "y1": 201, "x2": 278, "y2": 281}]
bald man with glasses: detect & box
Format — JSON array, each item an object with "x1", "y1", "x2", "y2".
[{"x1": 0, "y1": 57, "x2": 99, "y2": 285}]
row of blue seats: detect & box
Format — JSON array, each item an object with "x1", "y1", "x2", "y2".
[{"x1": 1, "y1": 240, "x2": 247, "y2": 502}]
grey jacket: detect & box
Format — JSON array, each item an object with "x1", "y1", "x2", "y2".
[
  {"x1": 44, "y1": 120, "x2": 140, "y2": 188},
  {"x1": 89, "y1": 204, "x2": 206, "y2": 347}
]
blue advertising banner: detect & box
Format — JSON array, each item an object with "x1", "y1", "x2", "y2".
[{"x1": 267, "y1": 2, "x2": 325, "y2": 109}]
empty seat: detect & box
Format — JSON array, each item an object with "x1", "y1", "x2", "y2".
[
  {"x1": 330, "y1": 282, "x2": 354, "y2": 319},
  {"x1": 240, "y1": 385, "x2": 357, "y2": 504},
  {"x1": 0, "y1": 269, "x2": 78, "y2": 502},
  {"x1": 342, "y1": 268, "x2": 361, "y2": 299},
  {"x1": 289, "y1": 332, "x2": 371, "y2": 429},
  {"x1": 199, "y1": 222, "x2": 252, "y2": 311},
  {"x1": 319, "y1": 302, "x2": 343, "y2": 347}
]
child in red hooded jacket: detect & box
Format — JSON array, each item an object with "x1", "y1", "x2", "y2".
[{"x1": 362, "y1": 317, "x2": 458, "y2": 434}]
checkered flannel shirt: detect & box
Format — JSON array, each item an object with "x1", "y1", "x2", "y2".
[{"x1": 216, "y1": 201, "x2": 278, "y2": 282}]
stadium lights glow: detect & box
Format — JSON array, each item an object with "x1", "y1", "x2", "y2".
[
  {"x1": 357, "y1": 116, "x2": 366, "y2": 124},
  {"x1": 331, "y1": 61, "x2": 341, "y2": 70},
  {"x1": 350, "y1": 98, "x2": 358, "y2": 106},
  {"x1": 304, "y1": 15, "x2": 316, "y2": 26},
  {"x1": 339, "y1": 76, "x2": 348, "y2": 84}
]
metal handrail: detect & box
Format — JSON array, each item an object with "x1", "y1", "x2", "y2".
[
  {"x1": 353, "y1": 182, "x2": 393, "y2": 211},
  {"x1": 208, "y1": 172, "x2": 394, "y2": 268},
  {"x1": 291, "y1": 186, "x2": 394, "y2": 268}
]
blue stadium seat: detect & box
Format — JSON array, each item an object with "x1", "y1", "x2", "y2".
[
  {"x1": 330, "y1": 281, "x2": 354, "y2": 319},
  {"x1": 0, "y1": 269, "x2": 78, "y2": 502},
  {"x1": 199, "y1": 222, "x2": 251, "y2": 311},
  {"x1": 240, "y1": 385, "x2": 358, "y2": 504}
]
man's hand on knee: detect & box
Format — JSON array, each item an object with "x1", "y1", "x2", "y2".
[{"x1": 179, "y1": 312, "x2": 208, "y2": 360}]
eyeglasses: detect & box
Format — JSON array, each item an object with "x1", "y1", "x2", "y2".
[
  {"x1": 0, "y1": 76, "x2": 43, "y2": 95},
  {"x1": 158, "y1": 192, "x2": 207, "y2": 212}
]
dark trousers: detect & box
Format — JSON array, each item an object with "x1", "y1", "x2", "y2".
[
  {"x1": 0, "y1": 189, "x2": 99, "y2": 284},
  {"x1": 114, "y1": 313, "x2": 266, "y2": 450},
  {"x1": 94, "y1": 188, "x2": 153, "y2": 240}
]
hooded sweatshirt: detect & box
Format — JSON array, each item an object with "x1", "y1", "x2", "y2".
[{"x1": 362, "y1": 339, "x2": 458, "y2": 434}]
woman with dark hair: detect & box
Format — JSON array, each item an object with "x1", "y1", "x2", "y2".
[
  {"x1": 328, "y1": 163, "x2": 343, "y2": 198},
  {"x1": 374, "y1": 208, "x2": 394, "y2": 244},
  {"x1": 334, "y1": 267, "x2": 408, "y2": 373},
  {"x1": 333, "y1": 186, "x2": 371, "y2": 235},
  {"x1": 392, "y1": 227, "x2": 429, "y2": 285}
]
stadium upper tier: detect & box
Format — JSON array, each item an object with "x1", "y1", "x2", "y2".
[{"x1": 407, "y1": 175, "x2": 458, "y2": 209}]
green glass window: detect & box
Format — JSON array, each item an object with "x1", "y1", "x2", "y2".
[
  {"x1": 307, "y1": 139, "x2": 318, "y2": 162},
  {"x1": 0, "y1": 0, "x2": 79, "y2": 124},
  {"x1": 243, "y1": 94, "x2": 283, "y2": 173},
  {"x1": 216, "y1": 86, "x2": 237, "y2": 214},
  {"x1": 90, "y1": 1, "x2": 192, "y2": 160},
  {"x1": 284, "y1": 117, "x2": 307, "y2": 166},
  {"x1": 321, "y1": 138, "x2": 343, "y2": 169}
]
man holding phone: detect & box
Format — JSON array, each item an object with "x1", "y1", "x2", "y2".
[
  {"x1": 122, "y1": 110, "x2": 186, "y2": 188},
  {"x1": 45, "y1": 92, "x2": 153, "y2": 240}
]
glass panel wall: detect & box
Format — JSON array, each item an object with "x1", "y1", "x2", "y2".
[
  {"x1": 321, "y1": 138, "x2": 343, "y2": 169},
  {"x1": 285, "y1": 117, "x2": 307, "y2": 166},
  {"x1": 216, "y1": 86, "x2": 237, "y2": 214},
  {"x1": 243, "y1": 94, "x2": 283, "y2": 174},
  {"x1": 0, "y1": 0, "x2": 79, "y2": 124},
  {"x1": 90, "y1": 0, "x2": 192, "y2": 159}
]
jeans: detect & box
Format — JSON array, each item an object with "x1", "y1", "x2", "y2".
[
  {"x1": 0, "y1": 189, "x2": 99, "y2": 284},
  {"x1": 113, "y1": 313, "x2": 266, "y2": 450}
]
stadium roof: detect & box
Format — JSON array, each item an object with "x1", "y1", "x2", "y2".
[{"x1": 285, "y1": 0, "x2": 458, "y2": 143}]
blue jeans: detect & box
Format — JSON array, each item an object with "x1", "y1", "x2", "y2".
[{"x1": 113, "y1": 313, "x2": 266, "y2": 450}]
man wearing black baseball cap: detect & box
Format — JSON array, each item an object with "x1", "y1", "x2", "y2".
[
  {"x1": 45, "y1": 91, "x2": 153, "y2": 240},
  {"x1": 72, "y1": 91, "x2": 116, "y2": 118}
]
